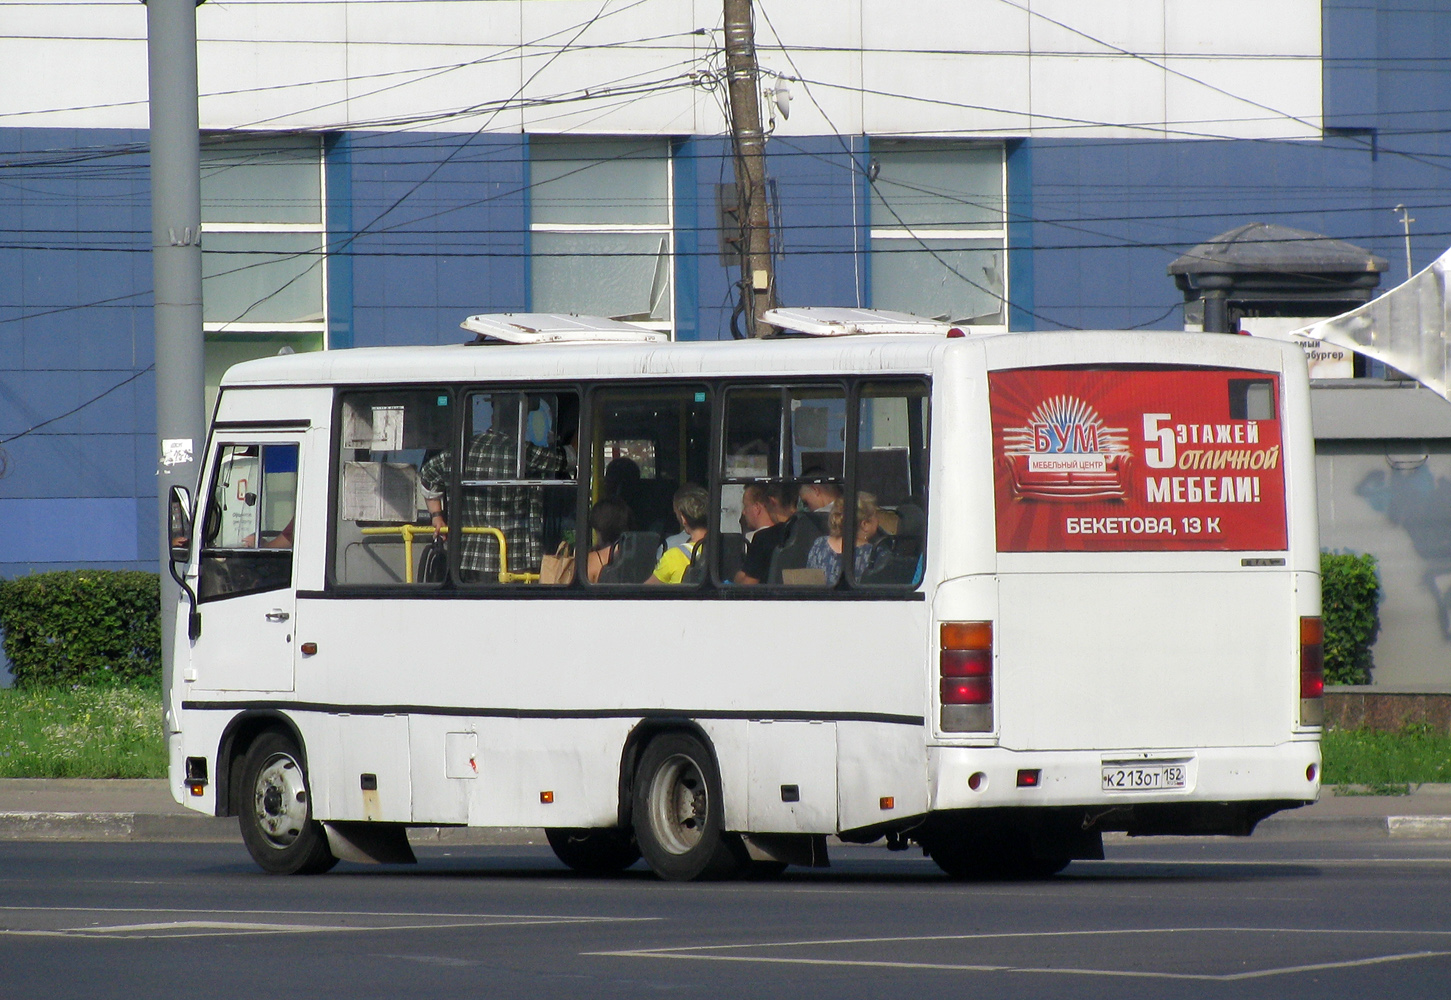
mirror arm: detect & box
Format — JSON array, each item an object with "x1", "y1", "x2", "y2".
[{"x1": 167, "y1": 557, "x2": 201, "y2": 640}]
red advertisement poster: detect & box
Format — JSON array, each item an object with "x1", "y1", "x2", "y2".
[{"x1": 989, "y1": 367, "x2": 1288, "y2": 552}]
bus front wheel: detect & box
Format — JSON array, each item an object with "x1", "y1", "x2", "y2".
[
  {"x1": 546, "y1": 828, "x2": 641, "y2": 874},
  {"x1": 237, "y1": 732, "x2": 337, "y2": 875},
  {"x1": 632, "y1": 733, "x2": 745, "y2": 881}
]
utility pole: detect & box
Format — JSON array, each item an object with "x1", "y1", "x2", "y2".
[
  {"x1": 144, "y1": 0, "x2": 206, "y2": 721},
  {"x1": 1394, "y1": 204, "x2": 1416, "y2": 281},
  {"x1": 723, "y1": 0, "x2": 776, "y2": 337}
]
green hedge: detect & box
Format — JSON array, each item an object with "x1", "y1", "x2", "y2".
[
  {"x1": 1321, "y1": 551, "x2": 1381, "y2": 686},
  {"x1": 0, "y1": 571, "x2": 161, "y2": 688}
]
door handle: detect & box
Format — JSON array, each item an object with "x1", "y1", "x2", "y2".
[{"x1": 265, "y1": 610, "x2": 291, "y2": 623}]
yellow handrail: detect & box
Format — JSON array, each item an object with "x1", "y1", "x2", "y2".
[{"x1": 358, "y1": 523, "x2": 540, "y2": 584}]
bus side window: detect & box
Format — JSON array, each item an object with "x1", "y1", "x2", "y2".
[
  {"x1": 333, "y1": 389, "x2": 452, "y2": 586},
  {"x1": 590, "y1": 385, "x2": 710, "y2": 586},
  {"x1": 449, "y1": 391, "x2": 577, "y2": 585},
  {"x1": 720, "y1": 385, "x2": 844, "y2": 587},
  {"x1": 198, "y1": 443, "x2": 298, "y2": 601},
  {"x1": 852, "y1": 382, "x2": 930, "y2": 588}
]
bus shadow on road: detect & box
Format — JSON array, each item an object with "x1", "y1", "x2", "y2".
[{"x1": 256, "y1": 847, "x2": 1323, "y2": 887}]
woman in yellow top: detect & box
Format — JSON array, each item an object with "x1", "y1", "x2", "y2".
[{"x1": 648, "y1": 484, "x2": 709, "y2": 584}]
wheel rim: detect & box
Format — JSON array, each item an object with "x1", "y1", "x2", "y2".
[
  {"x1": 647, "y1": 753, "x2": 709, "y2": 855},
  {"x1": 252, "y1": 752, "x2": 309, "y2": 850}
]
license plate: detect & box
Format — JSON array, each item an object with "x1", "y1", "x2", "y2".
[{"x1": 1101, "y1": 762, "x2": 1187, "y2": 791}]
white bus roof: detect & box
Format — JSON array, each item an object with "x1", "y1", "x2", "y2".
[{"x1": 218, "y1": 327, "x2": 1301, "y2": 388}]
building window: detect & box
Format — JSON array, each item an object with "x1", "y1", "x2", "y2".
[
  {"x1": 529, "y1": 137, "x2": 673, "y2": 334},
  {"x1": 200, "y1": 134, "x2": 327, "y2": 413},
  {"x1": 868, "y1": 141, "x2": 1006, "y2": 328}
]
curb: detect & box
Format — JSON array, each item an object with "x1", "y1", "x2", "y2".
[
  {"x1": 0, "y1": 812, "x2": 239, "y2": 843},
  {"x1": 1254, "y1": 814, "x2": 1451, "y2": 840}
]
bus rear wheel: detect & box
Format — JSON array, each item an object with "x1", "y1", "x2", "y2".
[
  {"x1": 632, "y1": 733, "x2": 745, "y2": 881},
  {"x1": 546, "y1": 828, "x2": 641, "y2": 874},
  {"x1": 237, "y1": 732, "x2": 337, "y2": 875}
]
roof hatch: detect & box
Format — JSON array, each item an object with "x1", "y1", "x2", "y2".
[
  {"x1": 762, "y1": 307, "x2": 957, "y2": 336},
  {"x1": 461, "y1": 313, "x2": 667, "y2": 345}
]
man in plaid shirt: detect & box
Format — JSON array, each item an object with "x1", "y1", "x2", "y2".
[{"x1": 420, "y1": 404, "x2": 567, "y2": 581}]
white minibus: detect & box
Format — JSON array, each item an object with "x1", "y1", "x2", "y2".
[{"x1": 165, "y1": 309, "x2": 1323, "y2": 880}]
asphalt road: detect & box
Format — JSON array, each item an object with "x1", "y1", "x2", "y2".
[{"x1": 3, "y1": 837, "x2": 1451, "y2": 999}]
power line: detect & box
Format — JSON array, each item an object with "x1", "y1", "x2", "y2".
[
  {"x1": 757, "y1": 0, "x2": 1077, "y2": 328},
  {"x1": 0, "y1": 365, "x2": 154, "y2": 445}
]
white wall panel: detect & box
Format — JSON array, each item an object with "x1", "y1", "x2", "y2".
[
  {"x1": 4, "y1": 0, "x2": 1323, "y2": 139},
  {"x1": 759, "y1": 51, "x2": 864, "y2": 137},
  {"x1": 518, "y1": 0, "x2": 700, "y2": 134},
  {"x1": 1030, "y1": 0, "x2": 1164, "y2": 57},
  {"x1": 7, "y1": 1, "x2": 143, "y2": 39},
  {"x1": 340, "y1": 45, "x2": 526, "y2": 132},
  {"x1": 861, "y1": 0, "x2": 1030, "y2": 55},
  {"x1": 753, "y1": 0, "x2": 864, "y2": 137},
  {"x1": 1030, "y1": 56, "x2": 1167, "y2": 139},
  {"x1": 1, "y1": 38, "x2": 147, "y2": 129},
  {"x1": 754, "y1": 0, "x2": 863, "y2": 52},
  {"x1": 198, "y1": 41, "x2": 351, "y2": 131},
  {"x1": 518, "y1": 48, "x2": 701, "y2": 134},
  {"x1": 862, "y1": 53, "x2": 1031, "y2": 137},
  {"x1": 1166, "y1": 0, "x2": 1322, "y2": 57},
  {"x1": 199, "y1": 0, "x2": 346, "y2": 45},
  {"x1": 345, "y1": 0, "x2": 519, "y2": 46},
  {"x1": 1164, "y1": 57, "x2": 1321, "y2": 140}
]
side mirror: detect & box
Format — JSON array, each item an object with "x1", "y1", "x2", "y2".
[{"x1": 168, "y1": 485, "x2": 193, "y2": 563}]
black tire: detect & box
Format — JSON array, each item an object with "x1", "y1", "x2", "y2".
[
  {"x1": 926, "y1": 835, "x2": 1067, "y2": 881},
  {"x1": 632, "y1": 732, "x2": 746, "y2": 881},
  {"x1": 546, "y1": 828, "x2": 641, "y2": 874},
  {"x1": 237, "y1": 732, "x2": 337, "y2": 875}
]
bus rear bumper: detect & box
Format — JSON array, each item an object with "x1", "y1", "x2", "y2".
[{"x1": 928, "y1": 741, "x2": 1321, "y2": 818}]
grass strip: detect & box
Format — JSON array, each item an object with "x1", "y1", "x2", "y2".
[
  {"x1": 0, "y1": 685, "x2": 166, "y2": 779},
  {"x1": 1, "y1": 683, "x2": 1449, "y2": 788},
  {"x1": 1321, "y1": 724, "x2": 1451, "y2": 788}
]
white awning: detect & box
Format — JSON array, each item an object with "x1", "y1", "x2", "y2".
[
  {"x1": 1291, "y1": 246, "x2": 1451, "y2": 400},
  {"x1": 460, "y1": 313, "x2": 667, "y2": 344}
]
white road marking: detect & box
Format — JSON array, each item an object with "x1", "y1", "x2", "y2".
[
  {"x1": 0, "y1": 906, "x2": 657, "y2": 940},
  {"x1": 0, "y1": 904, "x2": 653, "y2": 921},
  {"x1": 593, "y1": 948, "x2": 1451, "y2": 982},
  {"x1": 590, "y1": 927, "x2": 1451, "y2": 982}
]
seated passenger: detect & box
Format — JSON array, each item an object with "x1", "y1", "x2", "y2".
[
  {"x1": 586, "y1": 498, "x2": 630, "y2": 584},
  {"x1": 806, "y1": 492, "x2": 881, "y2": 586},
  {"x1": 734, "y1": 483, "x2": 789, "y2": 585},
  {"x1": 603, "y1": 456, "x2": 642, "y2": 508},
  {"x1": 420, "y1": 396, "x2": 567, "y2": 582},
  {"x1": 648, "y1": 484, "x2": 709, "y2": 584},
  {"x1": 799, "y1": 472, "x2": 843, "y2": 534}
]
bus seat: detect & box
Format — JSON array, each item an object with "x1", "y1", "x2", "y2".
[
  {"x1": 718, "y1": 532, "x2": 745, "y2": 582},
  {"x1": 766, "y1": 515, "x2": 823, "y2": 584},
  {"x1": 859, "y1": 502, "x2": 926, "y2": 586},
  {"x1": 598, "y1": 530, "x2": 663, "y2": 584}
]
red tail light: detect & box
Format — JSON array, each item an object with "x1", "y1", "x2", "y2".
[
  {"x1": 940, "y1": 621, "x2": 992, "y2": 732},
  {"x1": 1300, "y1": 616, "x2": 1325, "y2": 726},
  {"x1": 941, "y1": 675, "x2": 992, "y2": 705},
  {"x1": 1300, "y1": 617, "x2": 1324, "y2": 699}
]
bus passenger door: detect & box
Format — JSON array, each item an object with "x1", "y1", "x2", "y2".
[{"x1": 186, "y1": 438, "x2": 302, "y2": 694}]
